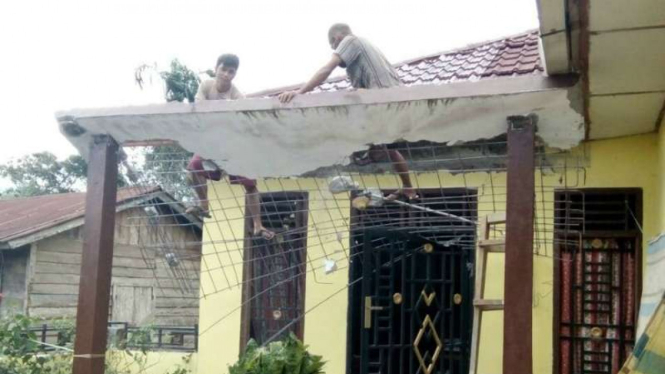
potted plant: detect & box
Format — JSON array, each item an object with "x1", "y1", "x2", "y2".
[{"x1": 229, "y1": 333, "x2": 325, "y2": 374}]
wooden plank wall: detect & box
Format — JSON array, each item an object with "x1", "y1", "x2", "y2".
[{"x1": 26, "y1": 207, "x2": 201, "y2": 326}]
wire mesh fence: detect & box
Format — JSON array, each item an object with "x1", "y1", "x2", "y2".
[{"x1": 114, "y1": 133, "x2": 604, "y2": 349}]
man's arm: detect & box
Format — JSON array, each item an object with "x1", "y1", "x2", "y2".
[{"x1": 278, "y1": 54, "x2": 342, "y2": 103}]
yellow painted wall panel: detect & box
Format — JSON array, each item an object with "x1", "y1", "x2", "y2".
[{"x1": 196, "y1": 134, "x2": 659, "y2": 374}]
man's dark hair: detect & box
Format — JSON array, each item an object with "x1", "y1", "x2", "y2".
[
  {"x1": 329, "y1": 23, "x2": 352, "y2": 38},
  {"x1": 216, "y1": 54, "x2": 240, "y2": 70}
]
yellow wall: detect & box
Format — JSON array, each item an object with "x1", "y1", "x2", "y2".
[{"x1": 196, "y1": 133, "x2": 659, "y2": 374}]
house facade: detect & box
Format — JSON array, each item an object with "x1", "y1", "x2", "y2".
[
  {"x1": 195, "y1": 135, "x2": 657, "y2": 374},
  {"x1": 192, "y1": 2, "x2": 664, "y2": 373},
  {"x1": 54, "y1": 1, "x2": 665, "y2": 374}
]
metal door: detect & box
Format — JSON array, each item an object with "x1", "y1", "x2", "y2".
[
  {"x1": 243, "y1": 191, "x2": 308, "y2": 346},
  {"x1": 555, "y1": 189, "x2": 641, "y2": 374},
  {"x1": 359, "y1": 229, "x2": 472, "y2": 374}
]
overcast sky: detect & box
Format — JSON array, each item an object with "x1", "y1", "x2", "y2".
[{"x1": 0, "y1": 0, "x2": 538, "y2": 163}]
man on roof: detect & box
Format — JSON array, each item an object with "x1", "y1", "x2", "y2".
[
  {"x1": 278, "y1": 23, "x2": 415, "y2": 200},
  {"x1": 187, "y1": 54, "x2": 274, "y2": 240}
]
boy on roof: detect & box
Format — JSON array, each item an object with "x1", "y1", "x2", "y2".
[
  {"x1": 278, "y1": 23, "x2": 415, "y2": 199},
  {"x1": 187, "y1": 54, "x2": 274, "y2": 240}
]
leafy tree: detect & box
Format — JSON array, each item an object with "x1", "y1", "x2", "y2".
[
  {"x1": 138, "y1": 145, "x2": 193, "y2": 201},
  {"x1": 0, "y1": 152, "x2": 87, "y2": 197},
  {"x1": 134, "y1": 59, "x2": 203, "y2": 202},
  {"x1": 0, "y1": 152, "x2": 126, "y2": 198}
]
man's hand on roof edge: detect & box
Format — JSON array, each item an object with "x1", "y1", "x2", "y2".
[{"x1": 278, "y1": 90, "x2": 299, "y2": 103}]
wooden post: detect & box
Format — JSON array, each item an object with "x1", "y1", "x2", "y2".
[
  {"x1": 503, "y1": 115, "x2": 535, "y2": 374},
  {"x1": 73, "y1": 135, "x2": 119, "y2": 374}
]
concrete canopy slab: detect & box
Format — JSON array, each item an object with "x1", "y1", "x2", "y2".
[
  {"x1": 590, "y1": 0, "x2": 665, "y2": 31},
  {"x1": 589, "y1": 29, "x2": 665, "y2": 95},
  {"x1": 589, "y1": 93, "x2": 665, "y2": 139},
  {"x1": 57, "y1": 75, "x2": 584, "y2": 178}
]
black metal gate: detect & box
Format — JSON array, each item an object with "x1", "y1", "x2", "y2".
[
  {"x1": 359, "y1": 230, "x2": 472, "y2": 374},
  {"x1": 348, "y1": 189, "x2": 476, "y2": 374}
]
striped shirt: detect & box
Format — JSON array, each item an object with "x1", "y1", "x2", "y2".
[{"x1": 334, "y1": 35, "x2": 401, "y2": 89}]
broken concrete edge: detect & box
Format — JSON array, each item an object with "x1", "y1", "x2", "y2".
[{"x1": 57, "y1": 131, "x2": 581, "y2": 181}]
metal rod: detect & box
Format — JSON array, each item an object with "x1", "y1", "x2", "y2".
[
  {"x1": 382, "y1": 197, "x2": 475, "y2": 224},
  {"x1": 72, "y1": 135, "x2": 119, "y2": 374}
]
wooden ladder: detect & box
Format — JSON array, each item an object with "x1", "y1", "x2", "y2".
[{"x1": 469, "y1": 212, "x2": 506, "y2": 374}]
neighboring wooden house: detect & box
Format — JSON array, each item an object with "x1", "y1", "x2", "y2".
[{"x1": 0, "y1": 187, "x2": 202, "y2": 326}]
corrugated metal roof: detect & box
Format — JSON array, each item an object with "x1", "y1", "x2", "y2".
[
  {"x1": 0, "y1": 186, "x2": 159, "y2": 245},
  {"x1": 251, "y1": 30, "x2": 543, "y2": 97}
]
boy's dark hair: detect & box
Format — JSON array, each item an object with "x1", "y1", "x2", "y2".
[{"x1": 216, "y1": 54, "x2": 240, "y2": 70}]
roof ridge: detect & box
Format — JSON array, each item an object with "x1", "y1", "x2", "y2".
[{"x1": 392, "y1": 29, "x2": 539, "y2": 67}]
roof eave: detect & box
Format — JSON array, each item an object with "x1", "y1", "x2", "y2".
[
  {"x1": 0, "y1": 191, "x2": 201, "y2": 249},
  {"x1": 537, "y1": 0, "x2": 573, "y2": 75}
]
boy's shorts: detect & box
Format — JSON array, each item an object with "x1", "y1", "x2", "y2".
[{"x1": 187, "y1": 155, "x2": 256, "y2": 189}]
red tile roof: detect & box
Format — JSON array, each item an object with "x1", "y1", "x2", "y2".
[
  {"x1": 251, "y1": 30, "x2": 543, "y2": 97},
  {"x1": 0, "y1": 186, "x2": 160, "y2": 245}
]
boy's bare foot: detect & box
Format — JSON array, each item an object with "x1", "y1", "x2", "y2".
[{"x1": 385, "y1": 188, "x2": 418, "y2": 201}]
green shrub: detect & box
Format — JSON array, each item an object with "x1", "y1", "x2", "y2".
[
  {"x1": 228, "y1": 333, "x2": 325, "y2": 374},
  {"x1": 0, "y1": 314, "x2": 46, "y2": 374},
  {"x1": 0, "y1": 314, "x2": 192, "y2": 374}
]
